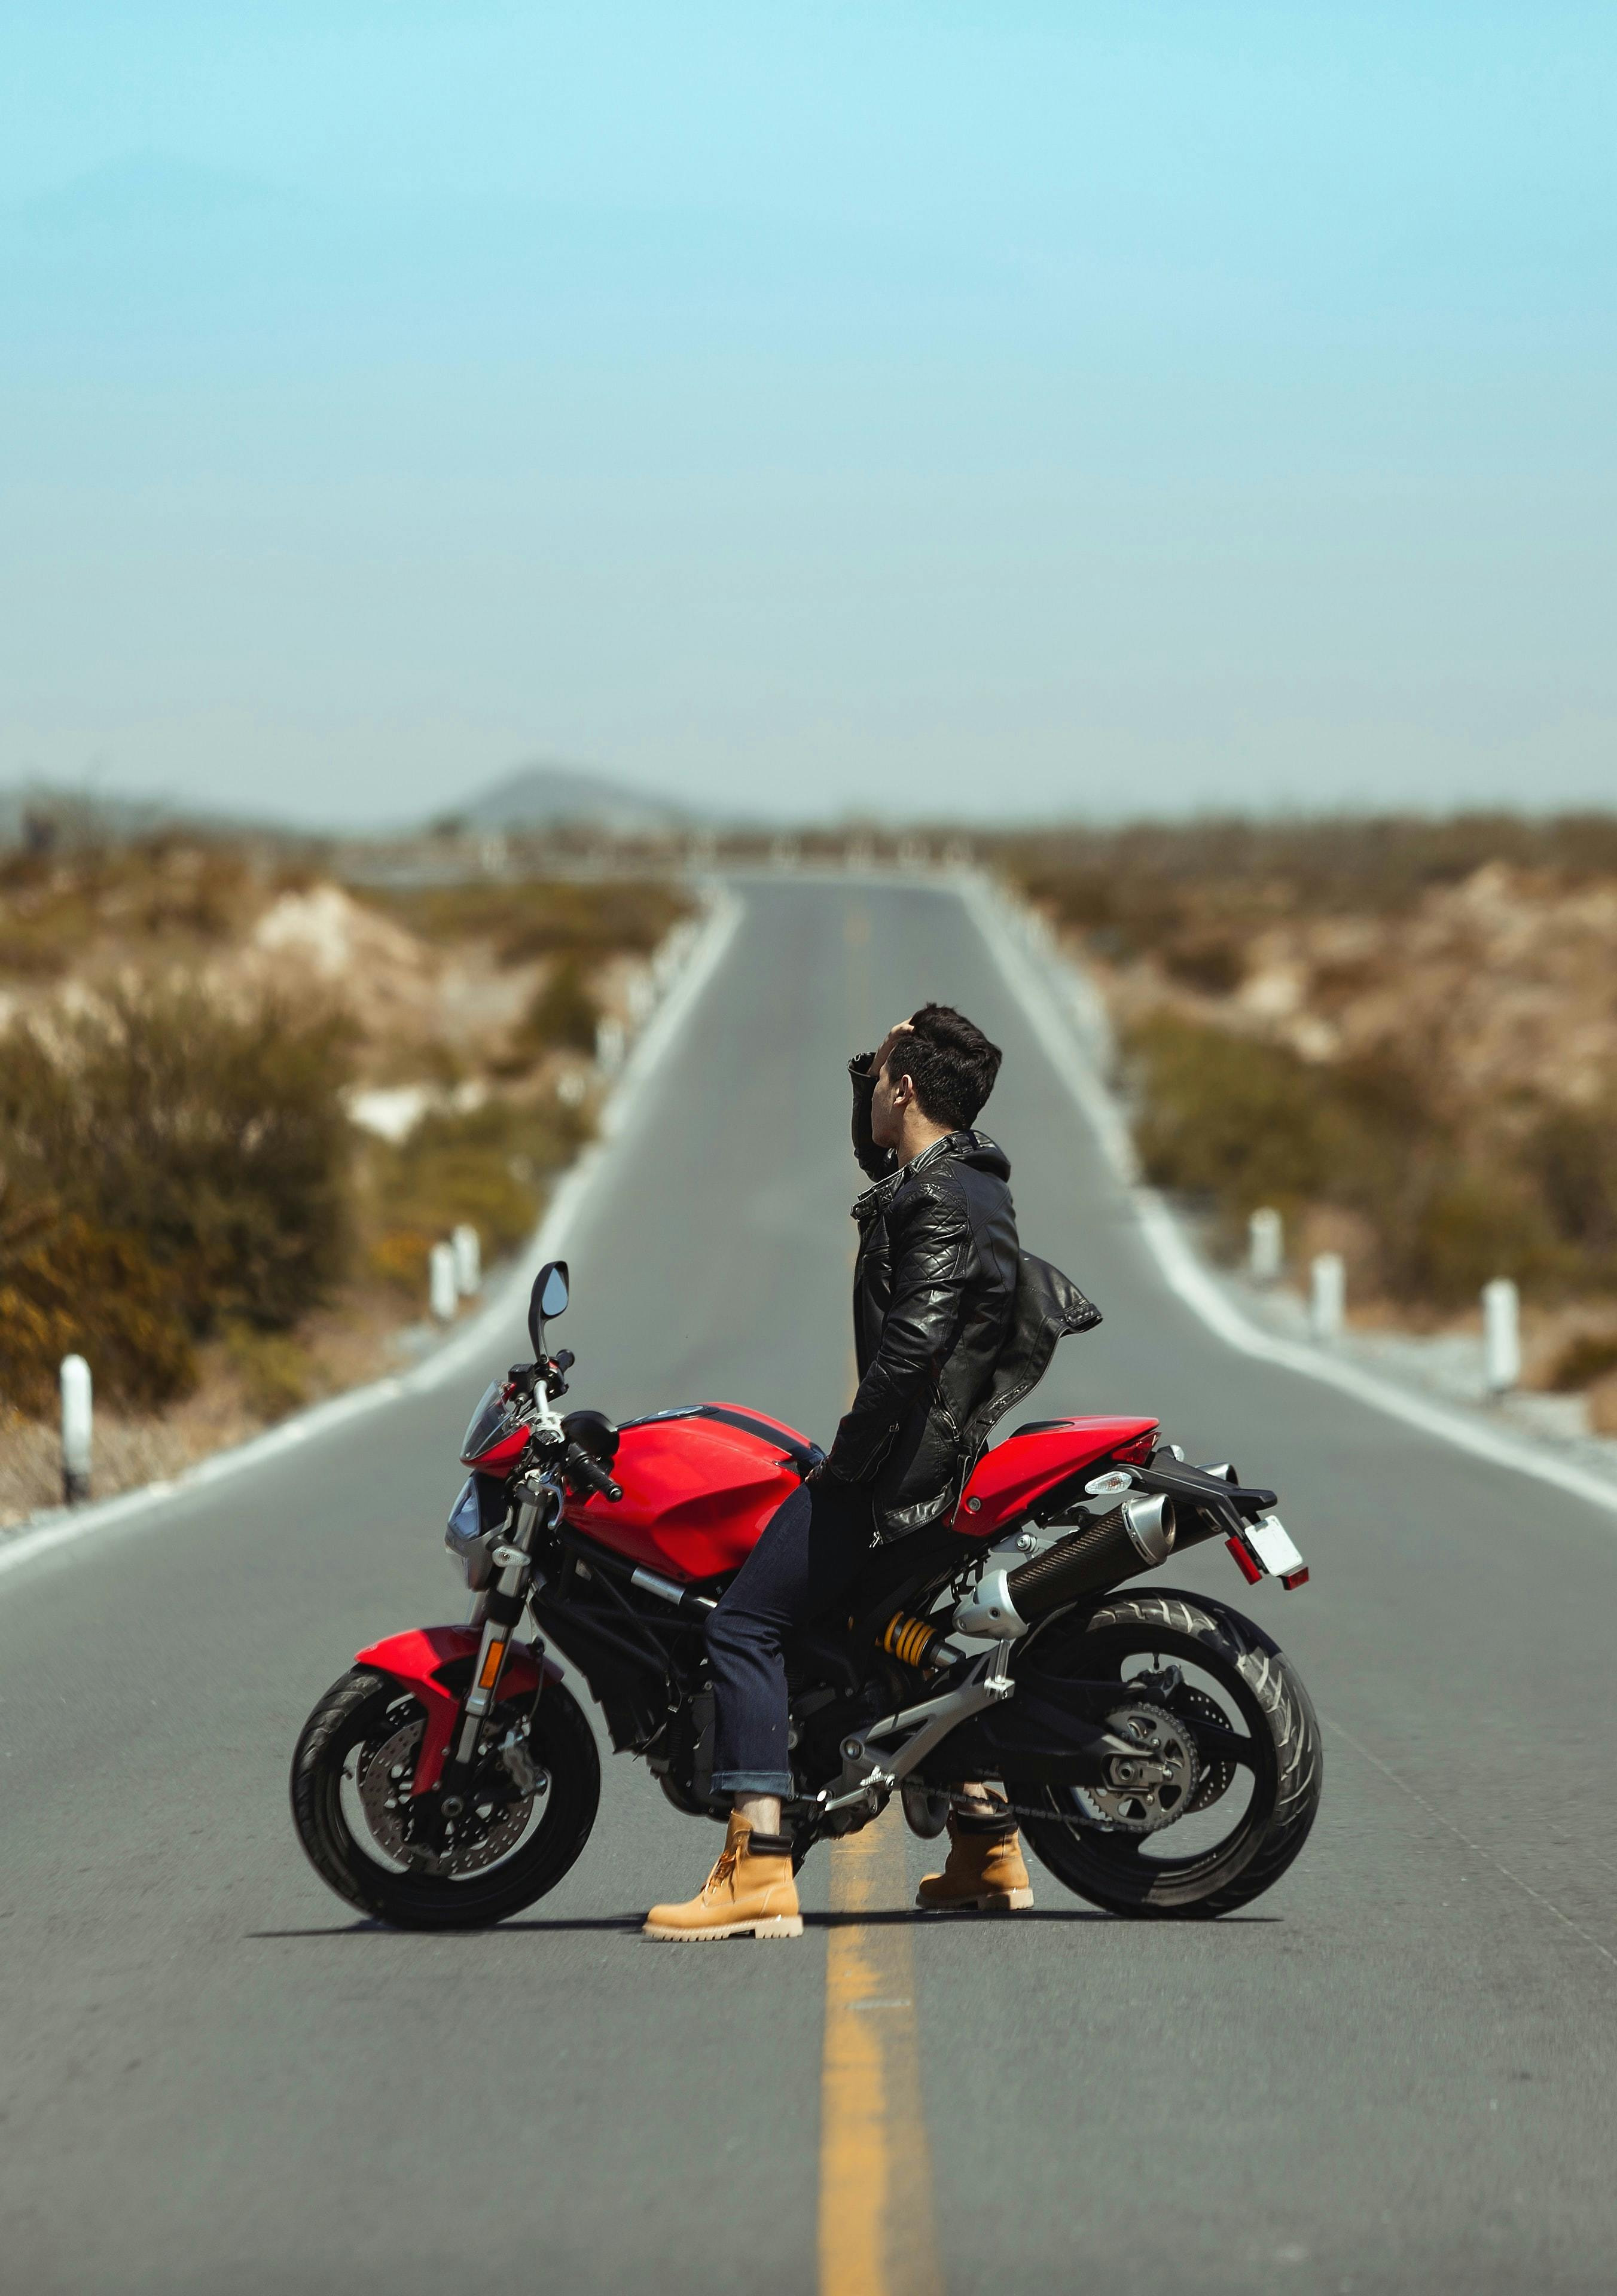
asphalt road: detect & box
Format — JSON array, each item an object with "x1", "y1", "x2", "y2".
[{"x1": 2, "y1": 874, "x2": 1615, "y2": 2296}]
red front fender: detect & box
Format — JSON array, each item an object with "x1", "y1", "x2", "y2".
[{"x1": 354, "y1": 1625, "x2": 565, "y2": 1797}]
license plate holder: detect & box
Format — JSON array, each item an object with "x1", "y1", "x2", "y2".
[{"x1": 1243, "y1": 1513, "x2": 1305, "y2": 1577}]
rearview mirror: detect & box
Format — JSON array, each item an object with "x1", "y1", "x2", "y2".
[{"x1": 528, "y1": 1259, "x2": 569, "y2": 1353}]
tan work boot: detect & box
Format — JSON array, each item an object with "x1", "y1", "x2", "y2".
[
  {"x1": 643, "y1": 1813, "x2": 804, "y2": 1941},
  {"x1": 917, "y1": 1815, "x2": 1035, "y2": 1912}
]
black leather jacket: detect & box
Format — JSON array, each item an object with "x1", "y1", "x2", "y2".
[{"x1": 826, "y1": 1055, "x2": 1102, "y2": 1541}]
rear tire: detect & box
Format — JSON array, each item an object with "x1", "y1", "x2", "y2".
[
  {"x1": 1010, "y1": 1589, "x2": 1321, "y2": 1919},
  {"x1": 291, "y1": 1668, "x2": 600, "y2": 1929}
]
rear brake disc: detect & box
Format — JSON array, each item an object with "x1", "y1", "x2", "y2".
[{"x1": 1072, "y1": 1700, "x2": 1200, "y2": 1833}]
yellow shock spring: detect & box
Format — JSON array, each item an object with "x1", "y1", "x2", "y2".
[{"x1": 878, "y1": 1609, "x2": 945, "y2": 1674}]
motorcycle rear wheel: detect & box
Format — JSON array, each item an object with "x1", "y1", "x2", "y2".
[
  {"x1": 1008, "y1": 1589, "x2": 1321, "y2": 1919},
  {"x1": 291, "y1": 1667, "x2": 600, "y2": 1929}
]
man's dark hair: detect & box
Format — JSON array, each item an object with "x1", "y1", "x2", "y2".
[{"x1": 886, "y1": 1003, "x2": 1002, "y2": 1130}]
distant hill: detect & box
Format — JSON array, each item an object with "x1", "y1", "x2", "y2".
[
  {"x1": 0, "y1": 764, "x2": 700, "y2": 850},
  {"x1": 0, "y1": 783, "x2": 320, "y2": 853},
  {"x1": 0, "y1": 788, "x2": 164, "y2": 848},
  {"x1": 451, "y1": 764, "x2": 694, "y2": 836}
]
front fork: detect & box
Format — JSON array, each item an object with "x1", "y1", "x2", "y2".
[{"x1": 425, "y1": 1479, "x2": 554, "y2": 1845}]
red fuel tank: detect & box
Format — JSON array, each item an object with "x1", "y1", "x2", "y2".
[{"x1": 565, "y1": 1403, "x2": 816, "y2": 1581}]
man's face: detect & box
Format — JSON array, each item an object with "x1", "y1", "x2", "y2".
[{"x1": 869, "y1": 1057, "x2": 908, "y2": 1150}]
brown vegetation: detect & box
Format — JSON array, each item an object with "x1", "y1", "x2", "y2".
[
  {"x1": 2, "y1": 985, "x2": 356, "y2": 1332},
  {"x1": 358, "y1": 1095, "x2": 589, "y2": 1297},
  {"x1": 1, "y1": 1193, "x2": 197, "y2": 1416},
  {"x1": 996, "y1": 816, "x2": 1617, "y2": 1381},
  {"x1": 354, "y1": 877, "x2": 689, "y2": 964},
  {"x1": 0, "y1": 841, "x2": 692, "y2": 1523},
  {"x1": 502, "y1": 958, "x2": 600, "y2": 1068},
  {"x1": 0, "y1": 836, "x2": 297, "y2": 983}
]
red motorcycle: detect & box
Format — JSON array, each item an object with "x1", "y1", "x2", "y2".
[{"x1": 291, "y1": 1261, "x2": 1321, "y2": 1927}]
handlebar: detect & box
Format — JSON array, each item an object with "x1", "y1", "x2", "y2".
[
  {"x1": 565, "y1": 1442, "x2": 623, "y2": 1504},
  {"x1": 508, "y1": 1351, "x2": 575, "y2": 1403}
]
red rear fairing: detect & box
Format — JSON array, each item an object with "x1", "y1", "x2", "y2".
[{"x1": 953, "y1": 1416, "x2": 1160, "y2": 1538}]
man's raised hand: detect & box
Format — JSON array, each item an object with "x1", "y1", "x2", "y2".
[{"x1": 868, "y1": 1018, "x2": 917, "y2": 1079}]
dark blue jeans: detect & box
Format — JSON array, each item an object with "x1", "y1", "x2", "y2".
[{"x1": 707, "y1": 1474, "x2": 875, "y2": 1795}]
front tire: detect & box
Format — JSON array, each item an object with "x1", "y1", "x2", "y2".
[
  {"x1": 291, "y1": 1668, "x2": 600, "y2": 1929},
  {"x1": 1009, "y1": 1589, "x2": 1321, "y2": 1919}
]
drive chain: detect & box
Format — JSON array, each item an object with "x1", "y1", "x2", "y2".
[{"x1": 942, "y1": 1788, "x2": 1070, "y2": 1827}]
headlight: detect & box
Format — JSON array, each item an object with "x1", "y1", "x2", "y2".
[{"x1": 444, "y1": 1475, "x2": 494, "y2": 1590}]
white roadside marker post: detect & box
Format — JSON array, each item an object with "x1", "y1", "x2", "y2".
[
  {"x1": 1482, "y1": 1277, "x2": 1521, "y2": 1397},
  {"x1": 451, "y1": 1223, "x2": 482, "y2": 1297},
  {"x1": 1310, "y1": 1252, "x2": 1346, "y2": 1342},
  {"x1": 60, "y1": 1353, "x2": 93, "y2": 1506},
  {"x1": 429, "y1": 1241, "x2": 459, "y2": 1324},
  {"x1": 594, "y1": 1016, "x2": 626, "y2": 1078},
  {"x1": 1249, "y1": 1207, "x2": 1284, "y2": 1285}
]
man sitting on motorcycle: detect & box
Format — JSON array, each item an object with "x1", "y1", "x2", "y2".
[{"x1": 645, "y1": 1003, "x2": 1039, "y2": 1940}]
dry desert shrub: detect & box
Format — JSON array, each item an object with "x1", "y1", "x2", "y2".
[
  {"x1": 355, "y1": 878, "x2": 690, "y2": 965},
  {"x1": 1544, "y1": 1329, "x2": 1617, "y2": 1394},
  {"x1": 366, "y1": 1224, "x2": 440, "y2": 1297},
  {"x1": 221, "y1": 1324, "x2": 314, "y2": 1422},
  {"x1": 1520, "y1": 1104, "x2": 1617, "y2": 1264},
  {"x1": 0, "y1": 1192, "x2": 197, "y2": 1414},
  {"x1": 0, "y1": 985, "x2": 355, "y2": 1416},
  {"x1": 1000, "y1": 811, "x2": 1617, "y2": 941},
  {"x1": 1009, "y1": 816, "x2": 1617, "y2": 1330},
  {"x1": 359, "y1": 1092, "x2": 588, "y2": 1293},
  {"x1": 0, "y1": 847, "x2": 690, "y2": 1510},
  {"x1": 506, "y1": 957, "x2": 599, "y2": 1062},
  {"x1": 1125, "y1": 1011, "x2": 1573, "y2": 1309},
  {"x1": 0, "y1": 838, "x2": 260, "y2": 980}
]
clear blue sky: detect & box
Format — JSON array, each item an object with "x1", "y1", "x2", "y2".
[{"x1": 2, "y1": 1, "x2": 1612, "y2": 827}]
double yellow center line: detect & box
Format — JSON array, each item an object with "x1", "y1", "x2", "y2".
[{"x1": 818, "y1": 1811, "x2": 944, "y2": 2296}]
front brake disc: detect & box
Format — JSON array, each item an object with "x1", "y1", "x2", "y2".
[
  {"x1": 356, "y1": 1717, "x2": 425, "y2": 1865},
  {"x1": 356, "y1": 1715, "x2": 543, "y2": 1876}
]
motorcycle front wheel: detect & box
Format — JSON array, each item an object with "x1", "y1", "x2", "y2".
[
  {"x1": 291, "y1": 1667, "x2": 600, "y2": 1929},
  {"x1": 1006, "y1": 1588, "x2": 1322, "y2": 1919}
]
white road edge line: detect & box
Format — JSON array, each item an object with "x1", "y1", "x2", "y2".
[
  {"x1": 0, "y1": 884, "x2": 746, "y2": 1584},
  {"x1": 961, "y1": 869, "x2": 1617, "y2": 1524}
]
